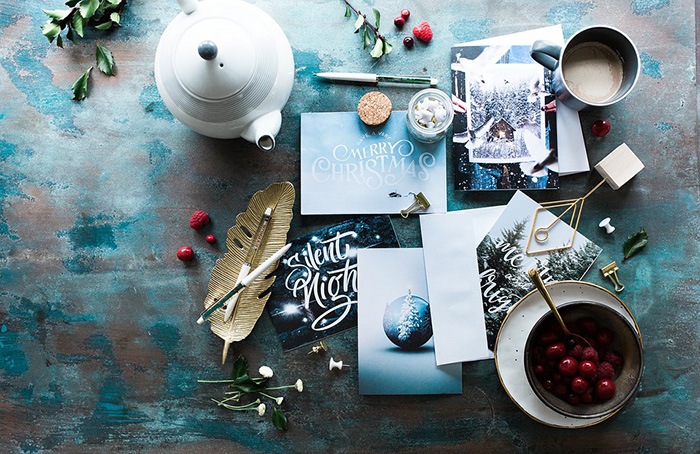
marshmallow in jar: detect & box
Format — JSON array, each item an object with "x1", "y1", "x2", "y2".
[{"x1": 406, "y1": 88, "x2": 454, "y2": 143}]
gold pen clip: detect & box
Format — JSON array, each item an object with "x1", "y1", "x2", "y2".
[
  {"x1": 600, "y1": 261, "x2": 625, "y2": 292},
  {"x1": 400, "y1": 192, "x2": 430, "y2": 218}
]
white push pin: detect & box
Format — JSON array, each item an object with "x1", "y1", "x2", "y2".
[
  {"x1": 329, "y1": 357, "x2": 349, "y2": 371},
  {"x1": 599, "y1": 217, "x2": 615, "y2": 234}
]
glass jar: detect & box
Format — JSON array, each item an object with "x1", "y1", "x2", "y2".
[{"x1": 406, "y1": 88, "x2": 454, "y2": 143}]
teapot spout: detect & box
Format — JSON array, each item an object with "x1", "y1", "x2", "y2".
[
  {"x1": 177, "y1": 0, "x2": 198, "y2": 14},
  {"x1": 241, "y1": 110, "x2": 282, "y2": 151}
]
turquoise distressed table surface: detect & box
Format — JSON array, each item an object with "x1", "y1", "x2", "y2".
[{"x1": 1, "y1": 0, "x2": 698, "y2": 452}]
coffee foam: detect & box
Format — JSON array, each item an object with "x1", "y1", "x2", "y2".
[{"x1": 562, "y1": 42, "x2": 624, "y2": 104}]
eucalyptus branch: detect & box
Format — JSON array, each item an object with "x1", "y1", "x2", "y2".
[{"x1": 342, "y1": 0, "x2": 392, "y2": 58}]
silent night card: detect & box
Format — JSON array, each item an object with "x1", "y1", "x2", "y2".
[
  {"x1": 478, "y1": 191, "x2": 602, "y2": 351},
  {"x1": 357, "y1": 248, "x2": 462, "y2": 395},
  {"x1": 300, "y1": 112, "x2": 447, "y2": 215},
  {"x1": 266, "y1": 216, "x2": 399, "y2": 351},
  {"x1": 451, "y1": 44, "x2": 559, "y2": 190}
]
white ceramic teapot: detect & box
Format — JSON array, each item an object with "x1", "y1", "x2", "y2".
[{"x1": 154, "y1": 0, "x2": 295, "y2": 150}]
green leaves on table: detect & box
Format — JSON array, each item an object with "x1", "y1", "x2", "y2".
[
  {"x1": 343, "y1": 0, "x2": 392, "y2": 59},
  {"x1": 198, "y1": 356, "x2": 303, "y2": 432},
  {"x1": 623, "y1": 228, "x2": 648, "y2": 261},
  {"x1": 42, "y1": 0, "x2": 126, "y2": 47},
  {"x1": 70, "y1": 44, "x2": 114, "y2": 101}
]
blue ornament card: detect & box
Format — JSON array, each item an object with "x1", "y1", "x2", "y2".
[
  {"x1": 267, "y1": 216, "x2": 399, "y2": 351},
  {"x1": 357, "y1": 248, "x2": 462, "y2": 395},
  {"x1": 300, "y1": 111, "x2": 447, "y2": 215}
]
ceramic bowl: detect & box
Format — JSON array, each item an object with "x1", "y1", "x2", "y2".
[{"x1": 524, "y1": 301, "x2": 643, "y2": 419}]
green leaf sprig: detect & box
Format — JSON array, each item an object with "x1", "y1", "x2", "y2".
[
  {"x1": 343, "y1": 0, "x2": 392, "y2": 58},
  {"x1": 42, "y1": 0, "x2": 127, "y2": 47},
  {"x1": 622, "y1": 227, "x2": 648, "y2": 261},
  {"x1": 70, "y1": 44, "x2": 115, "y2": 101},
  {"x1": 198, "y1": 356, "x2": 303, "y2": 431}
]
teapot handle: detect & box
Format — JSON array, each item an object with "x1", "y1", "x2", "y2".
[{"x1": 177, "y1": 0, "x2": 198, "y2": 14}]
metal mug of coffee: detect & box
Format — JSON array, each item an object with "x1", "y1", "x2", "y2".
[{"x1": 530, "y1": 25, "x2": 640, "y2": 111}]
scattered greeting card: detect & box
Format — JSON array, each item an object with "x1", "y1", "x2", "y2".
[
  {"x1": 478, "y1": 191, "x2": 602, "y2": 351},
  {"x1": 266, "y1": 216, "x2": 399, "y2": 351},
  {"x1": 357, "y1": 248, "x2": 462, "y2": 395},
  {"x1": 419, "y1": 206, "x2": 505, "y2": 365},
  {"x1": 300, "y1": 111, "x2": 447, "y2": 215}
]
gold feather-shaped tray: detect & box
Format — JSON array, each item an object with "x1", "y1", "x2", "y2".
[{"x1": 204, "y1": 181, "x2": 295, "y2": 364}]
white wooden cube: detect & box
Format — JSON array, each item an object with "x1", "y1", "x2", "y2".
[{"x1": 594, "y1": 143, "x2": 645, "y2": 190}]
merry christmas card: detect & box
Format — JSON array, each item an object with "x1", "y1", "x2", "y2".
[
  {"x1": 478, "y1": 191, "x2": 602, "y2": 351},
  {"x1": 266, "y1": 216, "x2": 399, "y2": 351},
  {"x1": 357, "y1": 248, "x2": 462, "y2": 395},
  {"x1": 300, "y1": 111, "x2": 447, "y2": 215}
]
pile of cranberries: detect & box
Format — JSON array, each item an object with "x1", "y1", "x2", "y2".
[{"x1": 530, "y1": 316, "x2": 624, "y2": 406}]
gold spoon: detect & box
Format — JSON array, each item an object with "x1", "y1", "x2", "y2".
[{"x1": 527, "y1": 268, "x2": 591, "y2": 348}]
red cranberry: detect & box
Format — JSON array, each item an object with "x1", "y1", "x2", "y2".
[
  {"x1": 394, "y1": 16, "x2": 405, "y2": 28},
  {"x1": 538, "y1": 330, "x2": 559, "y2": 345},
  {"x1": 581, "y1": 388, "x2": 594, "y2": 404},
  {"x1": 577, "y1": 317, "x2": 598, "y2": 334},
  {"x1": 403, "y1": 36, "x2": 414, "y2": 48},
  {"x1": 177, "y1": 246, "x2": 194, "y2": 261},
  {"x1": 567, "y1": 393, "x2": 581, "y2": 405},
  {"x1": 534, "y1": 364, "x2": 547, "y2": 377},
  {"x1": 591, "y1": 119, "x2": 611, "y2": 137},
  {"x1": 596, "y1": 328, "x2": 614, "y2": 347},
  {"x1": 553, "y1": 383, "x2": 568, "y2": 397},
  {"x1": 543, "y1": 379, "x2": 554, "y2": 390},
  {"x1": 400, "y1": 8, "x2": 410, "y2": 19},
  {"x1": 205, "y1": 234, "x2": 216, "y2": 244},
  {"x1": 571, "y1": 376, "x2": 589, "y2": 394},
  {"x1": 596, "y1": 378, "x2": 616, "y2": 400},
  {"x1": 558, "y1": 356, "x2": 579, "y2": 376},
  {"x1": 546, "y1": 342, "x2": 567, "y2": 360},
  {"x1": 578, "y1": 360, "x2": 598, "y2": 381}
]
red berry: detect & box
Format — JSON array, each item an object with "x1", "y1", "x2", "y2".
[
  {"x1": 582, "y1": 346, "x2": 599, "y2": 365},
  {"x1": 538, "y1": 330, "x2": 559, "y2": 345},
  {"x1": 596, "y1": 378, "x2": 616, "y2": 400},
  {"x1": 534, "y1": 364, "x2": 547, "y2": 377},
  {"x1": 553, "y1": 383, "x2": 568, "y2": 397},
  {"x1": 568, "y1": 344, "x2": 583, "y2": 359},
  {"x1": 597, "y1": 362, "x2": 616, "y2": 379},
  {"x1": 205, "y1": 234, "x2": 216, "y2": 244},
  {"x1": 546, "y1": 342, "x2": 567, "y2": 360},
  {"x1": 571, "y1": 376, "x2": 589, "y2": 394},
  {"x1": 394, "y1": 16, "x2": 405, "y2": 28},
  {"x1": 581, "y1": 388, "x2": 594, "y2": 404},
  {"x1": 403, "y1": 36, "x2": 414, "y2": 48},
  {"x1": 596, "y1": 328, "x2": 614, "y2": 347},
  {"x1": 412, "y1": 21, "x2": 433, "y2": 43},
  {"x1": 543, "y1": 379, "x2": 554, "y2": 390},
  {"x1": 591, "y1": 119, "x2": 611, "y2": 137},
  {"x1": 400, "y1": 9, "x2": 410, "y2": 19},
  {"x1": 558, "y1": 356, "x2": 579, "y2": 376},
  {"x1": 578, "y1": 360, "x2": 598, "y2": 381},
  {"x1": 566, "y1": 393, "x2": 581, "y2": 405},
  {"x1": 189, "y1": 210, "x2": 210, "y2": 230},
  {"x1": 177, "y1": 246, "x2": 194, "y2": 261},
  {"x1": 577, "y1": 317, "x2": 598, "y2": 334},
  {"x1": 603, "y1": 350, "x2": 623, "y2": 369}
]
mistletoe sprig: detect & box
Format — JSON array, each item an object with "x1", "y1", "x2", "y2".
[
  {"x1": 198, "y1": 356, "x2": 303, "y2": 431},
  {"x1": 42, "y1": 0, "x2": 127, "y2": 48},
  {"x1": 343, "y1": 0, "x2": 392, "y2": 58}
]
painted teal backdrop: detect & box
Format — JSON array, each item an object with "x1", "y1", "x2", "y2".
[{"x1": 1, "y1": 0, "x2": 698, "y2": 452}]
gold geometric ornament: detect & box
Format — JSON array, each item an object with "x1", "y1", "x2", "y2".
[{"x1": 204, "y1": 181, "x2": 295, "y2": 364}]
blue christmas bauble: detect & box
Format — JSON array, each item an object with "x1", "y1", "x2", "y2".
[{"x1": 383, "y1": 292, "x2": 433, "y2": 350}]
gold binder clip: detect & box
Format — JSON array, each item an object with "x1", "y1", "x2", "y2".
[
  {"x1": 600, "y1": 261, "x2": 625, "y2": 292},
  {"x1": 400, "y1": 192, "x2": 430, "y2": 218}
]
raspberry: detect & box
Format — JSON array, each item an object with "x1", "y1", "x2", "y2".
[
  {"x1": 412, "y1": 21, "x2": 433, "y2": 43},
  {"x1": 400, "y1": 9, "x2": 410, "y2": 19},
  {"x1": 568, "y1": 344, "x2": 583, "y2": 359},
  {"x1": 596, "y1": 378, "x2": 616, "y2": 401},
  {"x1": 578, "y1": 360, "x2": 598, "y2": 381},
  {"x1": 597, "y1": 362, "x2": 615, "y2": 379},
  {"x1": 177, "y1": 246, "x2": 194, "y2": 261},
  {"x1": 571, "y1": 376, "x2": 589, "y2": 394},
  {"x1": 205, "y1": 234, "x2": 216, "y2": 244},
  {"x1": 596, "y1": 328, "x2": 614, "y2": 347},
  {"x1": 189, "y1": 210, "x2": 210, "y2": 230},
  {"x1": 394, "y1": 16, "x2": 405, "y2": 28},
  {"x1": 603, "y1": 350, "x2": 623, "y2": 369},
  {"x1": 582, "y1": 346, "x2": 599, "y2": 365}
]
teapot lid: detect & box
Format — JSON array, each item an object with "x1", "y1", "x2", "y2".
[{"x1": 175, "y1": 19, "x2": 256, "y2": 99}]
